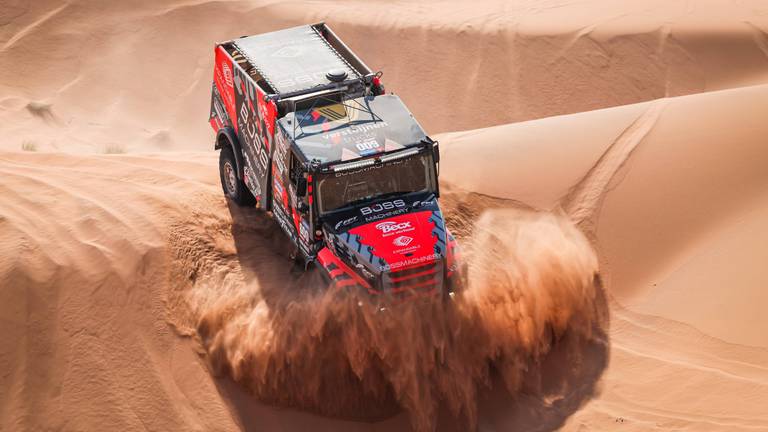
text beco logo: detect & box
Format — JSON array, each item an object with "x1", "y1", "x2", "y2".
[{"x1": 375, "y1": 221, "x2": 412, "y2": 234}]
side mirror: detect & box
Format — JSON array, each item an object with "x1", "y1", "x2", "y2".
[
  {"x1": 432, "y1": 141, "x2": 440, "y2": 163},
  {"x1": 296, "y1": 176, "x2": 307, "y2": 197}
]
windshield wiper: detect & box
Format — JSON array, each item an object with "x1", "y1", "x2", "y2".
[
  {"x1": 372, "y1": 190, "x2": 414, "y2": 201},
  {"x1": 340, "y1": 196, "x2": 378, "y2": 210},
  {"x1": 325, "y1": 196, "x2": 376, "y2": 214}
]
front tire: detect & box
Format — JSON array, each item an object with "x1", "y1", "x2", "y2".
[{"x1": 219, "y1": 146, "x2": 256, "y2": 206}]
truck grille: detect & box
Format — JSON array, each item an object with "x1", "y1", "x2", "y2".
[{"x1": 383, "y1": 260, "x2": 444, "y2": 300}]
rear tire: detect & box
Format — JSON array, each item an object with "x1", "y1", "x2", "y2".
[{"x1": 219, "y1": 146, "x2": 256, "y2": 206}]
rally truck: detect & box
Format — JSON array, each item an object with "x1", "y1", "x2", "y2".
[{"x1": 209, "y1": 23, "x2": 464, "y2": 301}]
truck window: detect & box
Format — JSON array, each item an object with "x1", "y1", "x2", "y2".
[{"x1": 316, "y1": 153, "x2": 436, "y2": 215}]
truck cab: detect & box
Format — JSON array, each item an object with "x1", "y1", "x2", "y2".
[{"x1": 209, "y1": 23, "x2": 464, "y2": 301}]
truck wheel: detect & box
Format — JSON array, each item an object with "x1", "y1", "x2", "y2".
[{"x1": 219, "y1": 146, "x2": 256, "y2": 206}]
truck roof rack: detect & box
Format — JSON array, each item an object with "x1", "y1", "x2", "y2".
[{"x1": 232, "y1": 23, "x2": 370, "y2": 96}]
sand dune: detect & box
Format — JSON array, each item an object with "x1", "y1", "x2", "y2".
[
  {"x1": 0, "y1": 152, "x2": 226, "y2": 430},
  {"x1": 2, "y1": 0, "x2": 768, "y2": 431},
  {"x1": 3, "y1": 0, "x2": 768, "y2": 152},
  {"x1": 442, "y1": 82, "x2": 768, "y2": 345},
  {"x1": 439, "y1": 83, "x2": 768, "y2": 430}
]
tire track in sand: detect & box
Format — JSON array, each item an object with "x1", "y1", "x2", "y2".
[{"x1": 563, "y1": 99, "x2": 667, "y2": 228}]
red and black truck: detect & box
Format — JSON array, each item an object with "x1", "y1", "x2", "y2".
[{"x1": 209, "y1": 23, "x2": 464, "y2": 300}]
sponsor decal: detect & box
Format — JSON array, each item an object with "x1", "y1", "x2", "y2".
[
  {"x1": 210, "y1": 86, "x2": 230, "y2": 128},
  {"x1": 298, "y1": 238, "x2": 311, "y2": 255},
  {"x1": 334, "y1": 164, "x2": 382, "y2": 177},
  {"x1": 240, "y1": 101, "x2": 269, "y2": 172},
  {"x1": 375, "y1": 220, "x2": 413, "y2": 236},
  {"x1": 274, "y1": 156, "x2": 286, "y2": 176},
  {"x1": 214, "y1": 46, "x2": 237, "y2": 131},
  {"x1": 348, "y1": 210, "x2": 441, "y2": 274},
  {"x1": 321, "y1": 121, "x2": 388, "y2": 141},
  {"x1": 299, "y1": 220, "x2": 310, "y2": 242},
  {"x1": 222, "y1": 62, "x2": 233, "y2": 87},
  {"x1": 233, "y1": 63, "x2": 277, "y2": 200},
  {"x1": 273, "y1": 176, "x2": 285, "y2": 197},
  {"x1": 360, "y1": 199, "x2": 406, "y2": 216},
  {"x1": 242, "y1": 155, "x2": 261, "y2": 196},
  {"x1": 394, "y1": 244, "x2": 420, "y2": 255},
  {"x1": 363, "y1": 208, "x2": 407, "y2": 223},
  {"x1": 412, "y1": 199, "x2": 437, "y2": 208},
  {"x1": 334, "y1": 216, "x2": 358, "y2": 230},
  {"x1": 274, "y1": 130, "x2": 289, "y2": 175},
  {"x1": 393, "y1": 236, "x2": 413, "y2": 247},
  {"x1": 381, "y1": 254, "x2": 440, "y2": 272},
  {"x1": 276, "y1": 128, "x2": 289, "y2": 150}
]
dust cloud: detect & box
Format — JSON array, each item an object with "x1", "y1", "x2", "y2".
[{"x1": 168, "y1": 205, "x2": 600, "y2": 432}]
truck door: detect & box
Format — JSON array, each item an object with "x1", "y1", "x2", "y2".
[
  {"x1": 269, "y1": 126, "x2": 298, "y2": 248},
  {"x1": 270, "y1": 128, "x2": 312, "y2": 257},
  {"x1": 287, "y1": 151, "x2": 313, "y2": 257}
]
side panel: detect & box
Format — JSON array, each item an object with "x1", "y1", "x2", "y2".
[
  {"x1": 232, "y1": 62, "x2": 278, "y2": 206},
  {"x1": 212, "y1": 46, "x2": 237, "y2": 132}
]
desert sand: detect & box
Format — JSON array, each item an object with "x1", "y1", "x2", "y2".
[{"x1": 2, "y1": 0, "x2": 768, "y2": 431}]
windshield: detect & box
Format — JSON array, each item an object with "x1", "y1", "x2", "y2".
[{"x1": 317, "y1": 153, "x2": 436, "y2": 215}]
